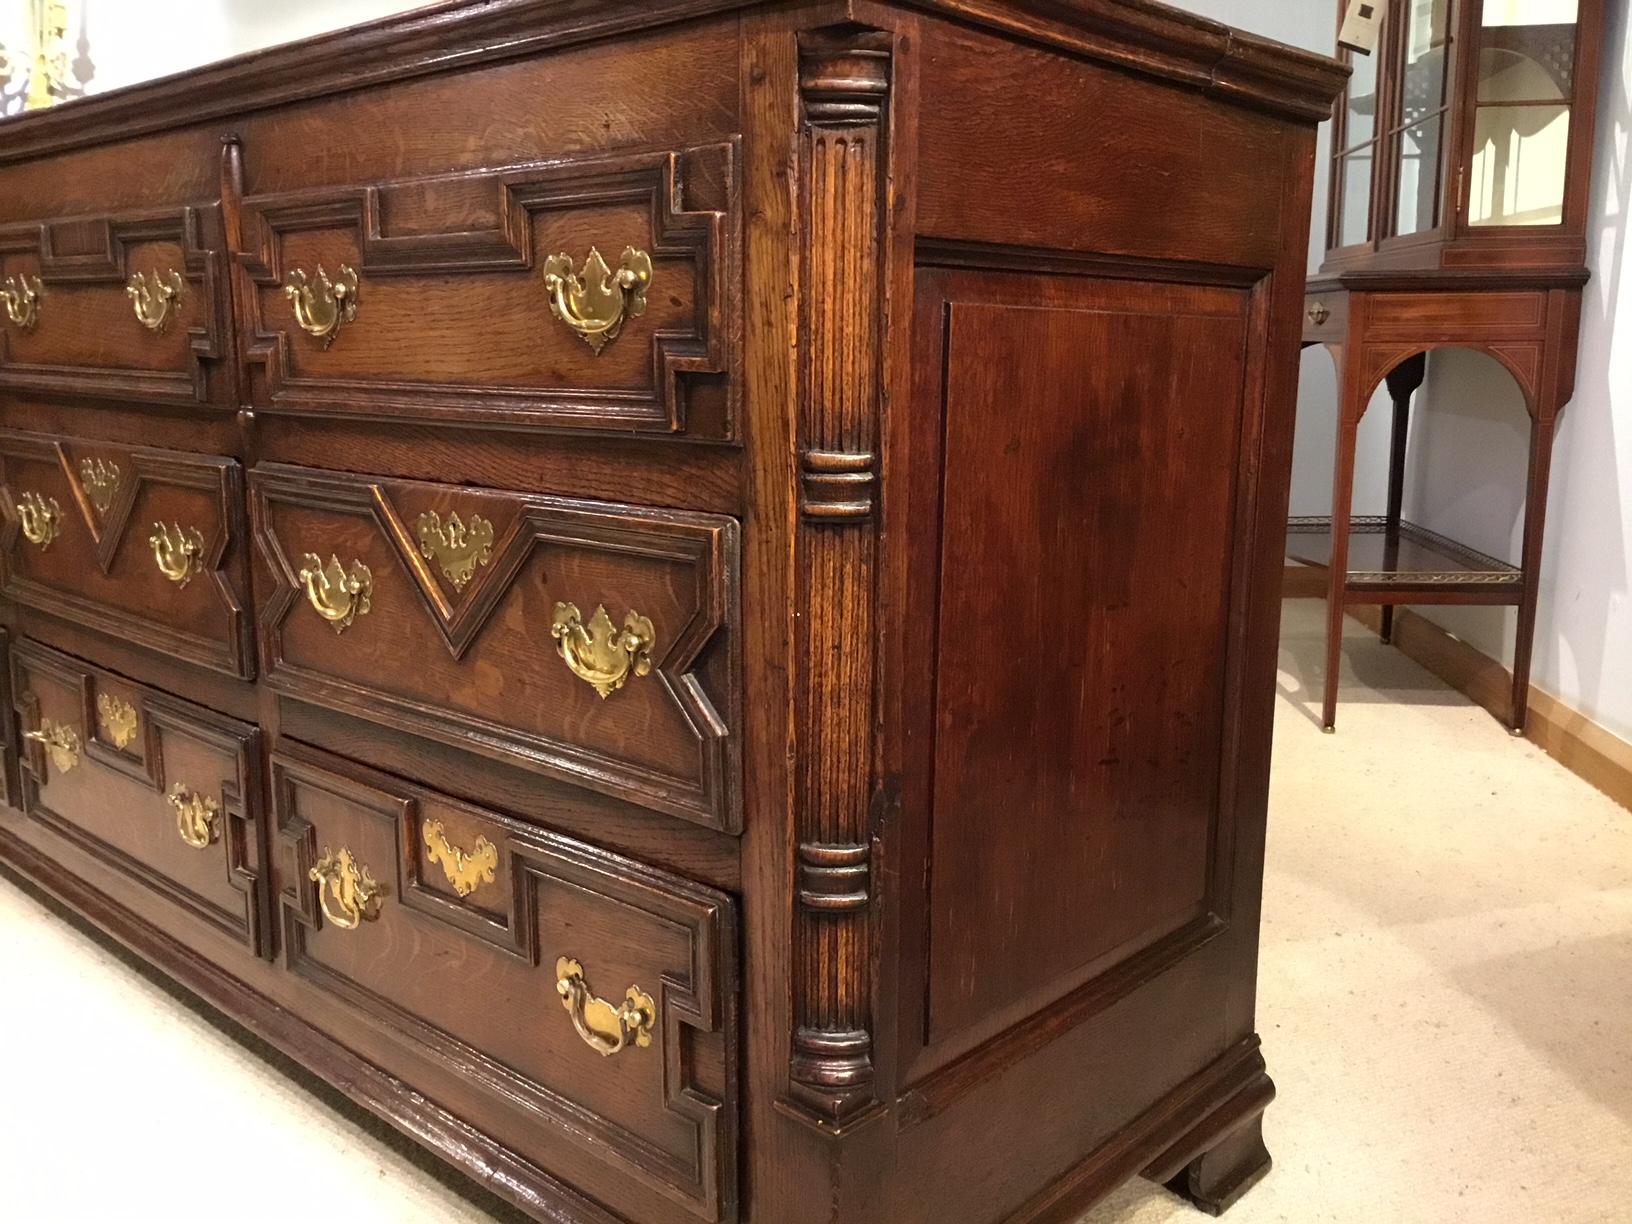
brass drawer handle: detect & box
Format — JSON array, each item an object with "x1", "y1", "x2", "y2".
[
  {"x1": 167, "y1": 784, "x2": 221, "y2": 850},
  {"x1": 1307, "y1": 302, "x2": 1331, "y2": 326},
  {"x1": 309, "y1": 845, "x2": 383, "y2": 930},
  {"x1": 541, "y1": 246, "x2": 652, "y2": 355},
  {"x1": 80, "y1": 458, "x2": 121, "y2": 515},
  {"x1": 96, "y1": 693, "x2": 139, "y2": 750},
  {"x1": 15, "y1": 490, "x2": 62, "y2": 550},
  {"x1": 127, "y1": 269, "x2": 184, "y2": 334},
  {"x1": 298, "y1": 554, "x2": 372, "y2": 634},
  {"x1": 555, "y1": 957, "x2": 656, "y2": 1057},
  {"x1": 1, "y1": 274, "x2": 42, "y2": 330},
  {"x1": 550, "y1": 602, "x2": 655, "y2": 698},
  {"x1": 286, "y1": 264, "x2": 358, "y2": 348},
  {"x1": 422, "y1": 818, "x2": 498, "y2": 898},
  {"x1": 150, "y1": 522, "x2": 206, "y2": 587},
  {"x1": 24, "y1": 720, "x2": 80, "y2": 773},
  {"x1": 416, "y1": 510, "x2": 494, "y2": 592}
]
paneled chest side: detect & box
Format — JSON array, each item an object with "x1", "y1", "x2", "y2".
[{"x1": 0, "y1": 4, "x2": 1343, "y2": 1223}]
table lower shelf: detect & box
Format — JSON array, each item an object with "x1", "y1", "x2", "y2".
[{"x1": 1286, "y1": 516, "x2": 1524, "y2": 603}]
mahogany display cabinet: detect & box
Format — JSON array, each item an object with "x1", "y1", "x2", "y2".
[
  {"x1": 1298, "y1": 0, "x2": 1604, "y2": 733},
  {"x1": 0, "y1": 2, "x2": 1343, "y2": 1221}
]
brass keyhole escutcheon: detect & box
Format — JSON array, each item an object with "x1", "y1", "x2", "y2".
[
  {"x1": 80, "y1": 458, "x2": 121, "y2": 516},
  {"x1": 127, "y1": 269, "x2": 185, "y2": 334},
  {"x1": 422, "y1": 819, "x2": 498, "y2": 898},
  {"x1": 96, "y1": 693, "x2": 139, "y2": 750},
  {"x1": 309, "y1": 845, "x2": 383, "y2": 930},
  {"x1": 541, "y1": 246, "x2": 652, "y2": 355},
  {"x1": 415, "y1": 510, "x2": 494, "y2": 592},
  {"x1": 555, "y1": 957, "x2": 656, "y2": 1057}
]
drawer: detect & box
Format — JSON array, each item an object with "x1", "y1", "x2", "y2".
[
  {"x1": 237, "y1": 142, "x2": 739, "y2": 439},
  {"x1": 0, "y1": 205, "x2": 233, "y2": 407},
  {"x1": 271, "y1": 741, "x2": 737, "y2": 1223},
  {"x1": 250, "y1": 464, "x2": 740, "y2": 832},
  {"x1": 8, "y1": 637, "x2": 268, "y2": 956},
  {"x1": 0, "y1": 428, "x2": 254, "y2": 678}
]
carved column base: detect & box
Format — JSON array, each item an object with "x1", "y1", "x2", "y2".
[{"x1": 788, "y1": 1026, "x2": 876, "y2": 1128}]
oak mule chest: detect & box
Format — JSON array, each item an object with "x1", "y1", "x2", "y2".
[{"x1": 0, "y1": 3, "x2": 1343, "y2": 1221}]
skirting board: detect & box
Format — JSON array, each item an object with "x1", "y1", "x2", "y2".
[{"x1": 1284, "y1": 565, "x2": 1632, "y2": 812}]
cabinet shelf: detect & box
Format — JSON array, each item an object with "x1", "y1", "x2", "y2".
[{"x1": 1287, "y1": 515, "x2": 1522, "y2": 602}]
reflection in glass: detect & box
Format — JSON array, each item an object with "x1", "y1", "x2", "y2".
[
  {"x1": 1399, "y1": 0, "x2": 1451, "y2": 128},
  {"x1": 1339, "y1": 150, "x2": 1374, "y2": 248},
  {"x1": 1395, "y1": 117, "x2": 1444, "y2": 236},
  {"x1": 1468, "y1": 0, "x2": 1579, "y2": 226},
  {"x1": 1345, "y1": 41, "x2": 1379, "y2": 147},
  {"x1": 1471, "y1": 105, "x2": 1571, "y2": 225}
]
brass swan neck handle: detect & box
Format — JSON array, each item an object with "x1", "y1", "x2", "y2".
[
  {"x1": 127, "y1": 270, "x2": 185, "y2": 334},
  {"x1": 550, "y1": 602, "x2": 655, "y2": 698},
  {"x1": 555, "y1": 957, "x2": 656, "y2": 1057},
  {"x1": 286, "y1": 264, "x2": 358, "y2": 347},
  {"x1": 1, "y1": 274, "x2": 42, "y2": 330},
  {"x1": 541, "y1": 246, "x2": 652, "y2": 355}
]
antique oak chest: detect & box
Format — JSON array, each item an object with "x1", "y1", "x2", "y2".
[{"x1": 0, "y1": 3, "x2": 1343, "y2": 1220}]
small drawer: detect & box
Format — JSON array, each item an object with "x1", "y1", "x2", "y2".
[
  {"x1": 238, "y1": 142, "x2": 739, "y2": 439},
  {"x1": 0, "y1": 206, "x2": 233, "y2": 407},
  {"x1": 8, "y1": 637, "x2": 268, "y2": 956},
  {"x1": 250, "y1": 463, "x2": 740, "y2": 832},
  {"x1": 0, "y1": 428, "x2": 253, "y2": 678},
  {"x1": 271, "y1": 741, "x2": 737, "y2": 1223}
]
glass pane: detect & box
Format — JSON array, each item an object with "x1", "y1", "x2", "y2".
[
  {"x1": 1345, "y1": 44, "x2": 1380, "y2": 148},
  {"x1": 1478, "y1": 1, "x2": 1577, "y2": 104},
  {"x1": 1399, "y1": 0, "x2": 1453, "y2": 129},
  {"x1": 1469, "y1": 104, "x2": 1571, "y2": 224},
  {"x1": 1338, "y1": 148, "x2": 1375, "y2": 248},
  {"x1": 1395, "y1": 116, "x2": 1445, "y2": 235}
]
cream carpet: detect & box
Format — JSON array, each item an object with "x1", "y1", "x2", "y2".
[{"x1": 0, "y1": 598, "x2": 1627, "y2": 1223}]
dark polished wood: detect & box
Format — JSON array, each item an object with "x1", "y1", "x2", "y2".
[{"x1": 0, "y1": 2, "x2": 1343, "y2": 1221}]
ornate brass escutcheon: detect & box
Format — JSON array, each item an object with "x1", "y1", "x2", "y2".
[
  {"x1": 24, "y1": 719, "x2": 80, "y2": 774},
  {"x1": 79, "y1": 458, "x2": 121, "y2": 515},
  {"x1": 150, "y1": 522, "x2": 206, "y2": 588},
  {"x1": 126, "y1": 269, "x2": 185, "y2": 334},
  {"x1": 297, "y1": 554, "x2": 372, "y2": 634},
  {"x1": 166, "y1": 784, "x2": 221, "y2": 850},
  {"x1": 415, "y1": 510, "x2": 494, "y2": 592},
  {"x1": 422, "y1": 818, "x2": 498, "y2": 898},
  {"x1": 550, "y1": 602, "x2": 655, "y2": 699},
  {"x1": 0, "y1": 274, "x2": 42, "y2": 330},
  {"x1": 309, "y1": 845, "x2": 383, "y2": 930},
  {"x1": 15, "y1": 491, "x2": 62, "y2": 550},
  {"x1": 555, "y1": 957, "x2": 656, "y2": 1057},
  {"x1": 541, "y1": 246, "x2": 652, "y2": 355},
  {"x1": 285, "y1": 264, "x2": 358, "y2": 348},
  {"x1": 96, "y1": 692, "x2": 139, "y2": 750}
]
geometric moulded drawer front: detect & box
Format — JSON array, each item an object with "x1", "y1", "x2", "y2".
[
  {"x1": 239, "y1": 143, "x2": 739, "y2": 440},
  {"x1": 271, "y1": 741, "x2": 738, "y2": 1223},
  {"x1": 8, "y1": 637, "x2": 267, "y2": 955},
  {"x1": 0, "y1": 205, "x2": 232, "y2": 408},
  {"x1": 250, "y1": 463, "x2": 740, "y2": 832},
  {"x1": 0, "y1": 428, "x2": 254, "y2": 679}
]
